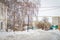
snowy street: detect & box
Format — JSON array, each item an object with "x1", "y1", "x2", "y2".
[
  {"x1": 0, "y1": 0, "x2": 60, "y2": 40},
  {"x1": 0, "y1": 29, "x2": 60, "y2": 40}
]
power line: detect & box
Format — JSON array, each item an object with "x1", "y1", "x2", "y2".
[
  {"x1": 41, "y1": 6, "x2": 60, "y2": 8},
  {"x1": 40, "y1": 6, "x2": 60, "y2": 11}
]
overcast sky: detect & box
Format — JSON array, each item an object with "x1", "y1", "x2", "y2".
[{"x1": 38, "y1": 0, "x2": 60, "y2": 16}]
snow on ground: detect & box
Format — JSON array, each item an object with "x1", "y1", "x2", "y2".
[{"x1": 0, "y1": 29, "x2": 60, "y2": 40}]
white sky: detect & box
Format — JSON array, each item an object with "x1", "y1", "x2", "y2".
[{"x1": 38, "y1": 0, "x2": 60, "y2": 16}]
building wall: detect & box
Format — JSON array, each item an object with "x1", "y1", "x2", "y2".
[{"x1": 52, "y1": 17, "x2": 60, "y2": 29}]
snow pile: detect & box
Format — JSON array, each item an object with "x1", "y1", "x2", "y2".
[{"x1": 0, "y1": 29, "x2": 60, "y2": 40}]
